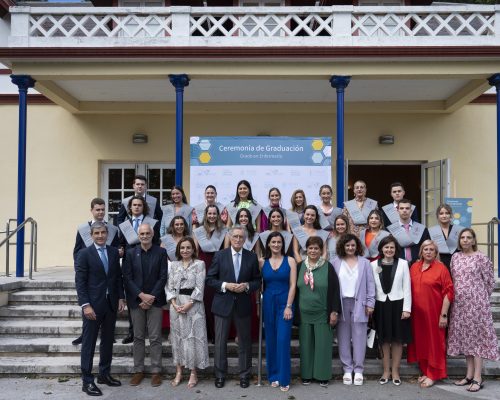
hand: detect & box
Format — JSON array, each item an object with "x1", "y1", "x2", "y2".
[
  {"x1": 401, "y1": 311, "x2": 411, "y2": 320},
  {"x1": 329, "y1": 312, "x2": 338, "y2": 327},
  {"x1": 439, "y1": 315, "x2": 448, "y2": 328},
  {"x1": 225, "y1": 283, "x2": 238, "y2": 292},
  {"x1": 139, "y1": 293, "x2": 155, "y2": 306},
  {"x1": 365, "y1": 307, "x2": 374, "y2": 316},
  {"x1": 283, "y1": 307, "x2": 293, "y2": 320},
  {"x1": 118, "y1": 299, "x2": 126, "y2": 313},
  {"x1": 83, "y1": 305, "x2": 96, "y2": 320},
  {"x1": 139, "y1": 302, "x2": 151, "y2": 310},
  {"x1": 234, "y1": 283, "x2": 248, "y2": 293}
]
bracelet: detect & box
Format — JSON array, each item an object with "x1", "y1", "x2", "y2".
[{"x1": 286, "y1": 304, "x2": 292, "y2": 309}]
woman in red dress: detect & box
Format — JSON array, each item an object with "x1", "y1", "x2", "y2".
[{"x1": 407, "y1": 239, "x2": 454, "y2": 388}]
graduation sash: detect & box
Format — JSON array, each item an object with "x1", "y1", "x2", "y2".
[
  {"x1": 243, "y1": 233, "x2": 260, "y2": 252},
  {"x1": 387, "y1": 221, "x2": 425, "y2": 248},
  {"x1": 360, "y1": 229, "x2": 390, "y2": 258},
  {"x1": 259, "y1": 230, "x2": 293, "y2": 253},
  {"x1": 226, "y1": 201, "x2": 262, "y2": 224},
  {"x1": 122, "y1": 194, "x2": 157, "y2": 218},
  {"x1": 382, "y1": 203, "x2": 416, "y2": 225},
  {"x1": 78, "y1": 222, "x2": 118, "y2": 247},
  {"x1": 286, "y1": 210, "x2": 302, "y2": 232},
  {"x1": 317, "y1": 206, "x2": 342, "y2": 230},
  {"x1": 327, "y1": 236, "x2": 338, "y2": 263},
  {"x1": 193, "y1": 226, "x2": 228, "y2": 253},
  {"x1": 294, "y1": 227, "x2": 329, "y2": 250},
  {"x1": 344, "y1": 198, "x2": 378, "y2": 225},
  {"x1": 160, "y1": 234, "x2": 179, "y2": 261},
  {"x1": 161, "y1": 203, "x2": 194, "y2": 229},
  {"x1": 119, "y1": 216, "x2": 158, "y2": 246},
  {"x1": 193, "y1": 202, "x2": 224, "y2": 224},
  {"x1": 429, "y1": 224, "x2": 463, "y2": 254}
]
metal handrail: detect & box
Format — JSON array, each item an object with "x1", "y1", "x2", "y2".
[
  {"x1": 471, "y1": 217, "x2": 498, "y2": 276},
  {"x1": 0, "y1": 217, "x2": 38, "y2": 279}
]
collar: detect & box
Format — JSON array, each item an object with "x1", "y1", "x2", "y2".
[
  {"x1": 231, "y1": 247, "x2": 242, "y2": 257},
  {"x1": 399, "y1": 219, "x2": 413, "y2": 227},
  {"x1": 94, "y1": 243, "x2": 106, "y2": 252}
]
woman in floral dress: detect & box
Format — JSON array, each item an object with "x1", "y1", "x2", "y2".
[{"x1": 448, "y1": 228, "x2": 499, "y2": 393}]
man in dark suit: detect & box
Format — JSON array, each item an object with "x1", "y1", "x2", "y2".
[
  {"x1": 116, "y1": 174, "x2": 162, "y2": 225},
  {"x1": 72, "y1": 198, "x2": 120, "y2": 346},
  {"x1": 75, "y1": 221, "x2": 126, "y2": 396},
  {"x1": 206, "y1": 225, "x2": 261, "y2": 389},
  {"x1": 122, "y1": 223, "x2": 168, "y2": 387}
]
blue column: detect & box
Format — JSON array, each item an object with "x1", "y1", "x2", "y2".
[
  {"x1": 488, "y1": 73, "x2": 500, "y2": 276},
  {"x1": 10, "y1": 75, "x2": 36, "y2": 278},
  {"x1": 330, "y1": 75, "x2": 351, "y2": 208},
  {"x1": 169, "y1": 74, "x2": 190, "y2": 186}
]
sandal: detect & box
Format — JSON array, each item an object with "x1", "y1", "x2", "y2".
[
  {"x1": 187, "y1": 372, "x2": 198, "y2": 389},
  {"x1": 270, "y1": 381, "x2": 279, "y2": 388},
  {"x1": 280, "y1": 385, "x2": 290, "y2": 392},
  {"x1": 467, "y1": 380, "x2": 483, "y2": 392},
  {"x1": 454, "y1": 377, "x2": 473, "y2": 387},
  {"x1": 420, "y1": 378, "x2": 435, "y2": 388},
  {"x1": 171, "y1": 371, "x2": 182, "y2": 387},
  {"x1": 417, "y1": 376, "x2": 427, "y2": 384}
]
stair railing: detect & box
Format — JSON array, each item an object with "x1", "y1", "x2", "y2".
[
  {"x1": 471, "y1": 217, "x2": 499, "y2": 277},
  {"x1": 0, "y1": 217, "x2": 38, "y2": 279}
]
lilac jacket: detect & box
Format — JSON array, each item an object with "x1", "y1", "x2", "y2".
[{"x1": 332, "y1": 256, "x2": 376, "y2": 323}]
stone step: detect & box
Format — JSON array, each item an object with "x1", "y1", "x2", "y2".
[
  {"x1": 0, "y1": 319, "x2": 130, "y2": 336},
  {"x1": 17, "y1": 281, "x2": 76, "y2": 290},
  {"x1": 0, "y1": 304, "x2": 83, "y2": 319},
  {"x1": 0, "y1": 355, "x2": 498, "y2": 377},
  {"x1": 8, "y1": 290, "x2": 79, "y2": 304},
  {"x1": 491, "y1": 292, "x2": 500, "y2": 305}
]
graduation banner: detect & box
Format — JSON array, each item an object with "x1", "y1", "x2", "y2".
[{"x1": 190, "y1": 136, "x2": 332, "y2": 206}]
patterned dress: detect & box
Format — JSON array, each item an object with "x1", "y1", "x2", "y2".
[
  {"x1": 166, "y1": 259, "x2": 209, "y2": 369},
  {"x1": 448, "y1": 252, "x2": 499, "y2": 361}
]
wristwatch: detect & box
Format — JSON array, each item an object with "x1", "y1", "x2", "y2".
[
  {"x1": 286, "y1": 304, "x2": 292, "y2": 309},
  {"x1": 441, "y1": 313, "x2": 447, "y2": 318}
]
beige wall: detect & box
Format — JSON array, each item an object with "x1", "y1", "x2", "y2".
[{"x1": 0, "y1": 103, "x2": 496, "y2": 269}]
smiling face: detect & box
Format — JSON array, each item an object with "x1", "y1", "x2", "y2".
[
  {"x1": 294, "y1": 192, "x2": 304, "y2": 207},
  {"x1": 368, "y1": 213, "x2": 381, "y2": 230},
  {"x1": 269, "y1": 189, "x2": 281, "y2": 206},
  {"x1": 335, "y1": 218, "x2": 347, "y2": 234},
  {"x1": 306, "y1": 243, "x2": 321, "y2": 261},
  {"x1": 238, "y1": 211, "x2": 250, "y2": 226},
  {"x1": 344, "y1": 239, "x2": 357, "y2": 256},
  {"x1": 138, "y1": 224, "x2": 153, "y2": 246},
  {"x1": 205, "y1": 187, "x2": 216, "y2": 204},
  {"x1": 421, "y1": 244, "x2": 437, "y2": 263},
  {"x1": 382, "y1": 242, "x2": 396, "y2": 259},
  {"x1": 92, "y1": 226, "x2": 108, "y2": 247},
  {"x1": 320, "y1": 187, "x2": 332, "y2": 204},
  {"x1": 269, "y1": 211, "x2": 282, "y2": 229},
  {"x1": 206, "y1": 206, "x2": 218, "y2": 224},
  {"x1": 269, "y1": 236, "x2": 283, "y2": 255},
  {"x1": 173, "y1": 218, "x2": 185, "y2": 235},
  {"x1": 179, "y1": 240, "x2": 194, "y2": 262},
  {"x1": 230, "y1": 228, "x2": 245, "y2": 252},
  {"x1": 238, "y1": 183, "x2": 249, "y2": 200},
  {"x1": 303, "y1": 208, "x2": 317, "y2": 226},
  {"x1": 171, "y1": 189, "x2": 183, "y2": 204}
]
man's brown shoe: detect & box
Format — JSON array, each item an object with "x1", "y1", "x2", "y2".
[
  {"x1": 129, "y1": 372, "x2": 144, "y2": 386},
  {"x1": 151, "y1": 374, "x2": 163, "y2": 387}
]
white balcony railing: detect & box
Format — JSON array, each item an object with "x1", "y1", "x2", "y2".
[{"x1": 8, "y1": 5, "x2": 500, "y2": 48}]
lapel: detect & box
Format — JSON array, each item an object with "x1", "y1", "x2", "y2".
[
  {"x1": 389, "y1": 260, "x2": 398, "y2": 291},
  {"x1": 227, "y1": 248, "x2": 238, "y2": 282},
  {"x1": 134, "y1": 245, "x2": 146, "y2": 284},
  {"x1": 354, "y1": 256, "x2": 364, "y2": 296}
]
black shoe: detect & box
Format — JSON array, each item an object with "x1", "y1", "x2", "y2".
[
  {"x1": 121, "y1": 335, "x2": 134, "y2": 344},
  {"x1": 82, "y1": 382, "x2": 102, "y2": 396},
  {"x1": 319, "y1": 380, "x2": 329, "y2": 388},
  {"x1": 97, "y1": 374, "x2": 121, "y2": 387},
  {"x1": 302, "y1": 379, "x2": 311, "y2": 385},
  {"x1": 72, "y1": 336, "x2": 82, "y2": 345},
  {"x1": 214, "y1": 378, "x2": 225, "y2": 388},
  {"x1": 240, "y1": 378, "x2": 250, "y2": 388}
]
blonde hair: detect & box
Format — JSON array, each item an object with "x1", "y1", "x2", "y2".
[{"x1": 418, "y1": 239, "x2": 441, "y2": 261}]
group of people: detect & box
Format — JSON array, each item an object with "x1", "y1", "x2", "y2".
[{"x1": 73, "y1": 176, "x2": 499, "y2": 396}]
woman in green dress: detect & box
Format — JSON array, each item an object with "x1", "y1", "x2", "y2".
[{"x1": 296, "y1": 236, "x2": 341, "y2": 387}]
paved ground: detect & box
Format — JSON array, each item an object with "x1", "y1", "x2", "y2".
[{"x1": 1, "y1": 376, "x2": 500, "y2": 400}]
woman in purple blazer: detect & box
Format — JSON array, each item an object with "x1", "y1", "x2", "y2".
[{"x1": 332, "y1": 233, "x2": 376, "y2": 386}]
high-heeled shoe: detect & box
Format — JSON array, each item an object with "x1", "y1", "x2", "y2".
[
  {"x1": 187, "y1": 372, "x2": 198, "y2": 388},
  {"x1": 171, "y1": 372, "x2": 182, "y2": 387}
]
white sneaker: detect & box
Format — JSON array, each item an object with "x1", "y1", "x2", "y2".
[
  {"x1": 354, "y1": 373, "x2": 364, "y2": 386},
  {"x1": 343, "y1": 372, "x2": 352, "y2": 385}
]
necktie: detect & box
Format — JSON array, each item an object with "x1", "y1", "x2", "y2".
[
  {"x1": 98, "y1": 247, "x2": 109, "y2": 275},
  {"x1": 234, "y1": 252, "x2": 241, "y2": 281},
  {"x1": 133, "y1": 218, "x2": 140, "y2": 233},
  {"x1": 404, "y1": 224, "x2": 412, "y2": 262}
]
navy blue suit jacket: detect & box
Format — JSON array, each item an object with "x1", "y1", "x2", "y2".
[
  {"x1": 73, "y1": 222, "x2": 120, "y2": 263},
  {"x1": 206, "y1": 247, "x2": 261, "y2": 318},
  {"x1": 122, "y1": 244, "x2": 168, "y2": 309},
  {"x1": 75, "y1": 245, "x2": 125, "y2": 315}
]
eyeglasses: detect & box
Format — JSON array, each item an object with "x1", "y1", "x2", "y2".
[
  {"x1": 231, "y1": 235, "x2": 244, "y2": 240},
  {"x1": 139, "y1": 232, "x2": 153, "y2": 236}
]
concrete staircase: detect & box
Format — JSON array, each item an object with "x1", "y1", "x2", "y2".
[{"x1": 0, "y1": 278, "x2": 499, "y2": 377}]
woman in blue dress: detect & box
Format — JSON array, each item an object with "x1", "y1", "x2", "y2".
[{"x1": 259, "y1": 231, "x2": 297, "y2": 392}]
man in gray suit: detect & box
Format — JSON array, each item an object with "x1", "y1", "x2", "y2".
[{"x1": 206, "y1": 225, "x2": 261, "y2": 389}]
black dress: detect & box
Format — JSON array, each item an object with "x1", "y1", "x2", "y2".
[{"x1": 373, "y1": 261, "x2": 411, "y2": 344}]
